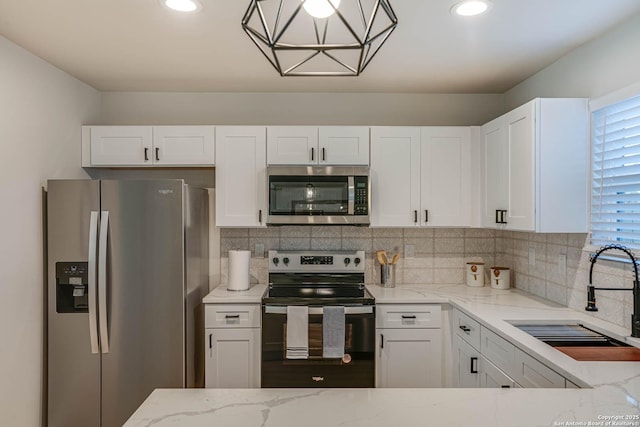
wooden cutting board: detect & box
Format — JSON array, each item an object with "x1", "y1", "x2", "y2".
[{"x1": 555, "y1": 346, "x2": 640, "y2": 361}]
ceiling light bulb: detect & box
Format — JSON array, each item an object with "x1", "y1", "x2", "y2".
[
  {"x1": 452, "y1": 0, "x2": 490, "y2": 17},
  {"x1": 164, "y1": 0, "x2": 201, "y2": 13},
  {"x1": 303, "y1": 0, "x2": 341, "y2": 19}
]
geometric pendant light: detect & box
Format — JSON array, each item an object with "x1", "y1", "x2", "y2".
[{"x1": 241, "y1": 0, "x2": 398, "y2": 76}]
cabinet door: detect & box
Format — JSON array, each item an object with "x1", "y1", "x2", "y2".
[
  {"x1": 318, "y1": 126, "x2": 369, "y2": 165},
  {"x1": 420, "y1": 127, "x2": 471, "y2": 226},
  {"x1": 205, "y1": 328, "x2": 260, "y2": 388},
  {"x1": 89, "y1": 126, "x2": 152, "y2": 166},
  {"x1": 480, "y1": 356, "x2": 517, "y2": 389},
  {"x1": 267, "y1": 126, "x2": 318, "y2": 165},
  {"x1": 513, "y1": 348, "x2": 565, "y2": 388},
  {"x1": 480, "y1": 117, "x2": 507, "y2": 228},
  {"x1": 504, "y1": 101, "x2": 535, "y2": 231},
  {"x1": 370, "y1": 127, "x2": 421, "y2": 227},
  {"x1": 215, "y1": 126, "x2": 267, "y2": 227},
  {"x1": 453, "y1": 334, "x2": 480, "y2": 387},
  {"x1": 152, "y1": 126, "x2": 215, "y2": 166},
  {"x1": 377, "y1": 328, "x2": 442, "y2": 388}
]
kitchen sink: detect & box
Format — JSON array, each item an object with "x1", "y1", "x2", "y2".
[
  {"x1": 511, "y1": 323, "x2": 640, "y2": 361},
  {"x1": 514, "y1": 324, "x2": 630, "y2": 348}
]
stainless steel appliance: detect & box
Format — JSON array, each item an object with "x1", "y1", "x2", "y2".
[
  {"x1": 261, "y1": 250, "x2": 375, "y2": 387},
  {"x1": 266, "y1": 166, "x2": 370, "y2": 225},
  {"x1": 46, "y1": 179, "x2": 210, "y2": 427}
]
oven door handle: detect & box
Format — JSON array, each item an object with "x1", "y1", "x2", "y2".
[{"x1": 264, "y1": 305, "x2": 374, "y2": 315}]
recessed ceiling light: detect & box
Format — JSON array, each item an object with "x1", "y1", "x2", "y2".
[
  {"x1": 451, "y1": 0, "x2": 491, "y2": 17},
  {"x1": 162, "y1": 0, "x2": 202, "y2": 13}
]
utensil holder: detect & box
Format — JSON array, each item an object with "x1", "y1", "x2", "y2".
[{"x1": 381, "y1": 264, "x2": 396, "y2": 288}]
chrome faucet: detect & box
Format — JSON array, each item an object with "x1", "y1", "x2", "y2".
[{"x1": 586, "y1": 244, "x2": 640, "y2": 338}]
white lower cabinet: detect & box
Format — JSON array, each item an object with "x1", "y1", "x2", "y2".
[
  {"x1": 376, "y1": 304, "x2": 442, "y2": 388},
  {"x1": 204, "y1": 304, "x2": 261, "y2": 388},
  {"x1": 452, "y1": 308, "x2": 575, "y2": 389}
]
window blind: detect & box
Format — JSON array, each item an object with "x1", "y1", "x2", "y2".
[{"x1": 591, "y1": 93, "x2": 640, "y2": 250}]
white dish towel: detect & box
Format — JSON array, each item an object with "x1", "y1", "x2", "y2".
[
  {"x1": 286, "y1": 306, "x2": 309, "y2": 359},
  {"x1": 322, "y1": 306, "x2": 345, "y2": 358}
]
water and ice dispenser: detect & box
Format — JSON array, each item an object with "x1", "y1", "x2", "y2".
[{"x1": 56, "y1": 262, "x2": 89, "y2": 313}]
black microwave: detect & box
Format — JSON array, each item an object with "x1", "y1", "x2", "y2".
[{"x1": 266, "y1": 166, "x2": 370, "y2": 225}]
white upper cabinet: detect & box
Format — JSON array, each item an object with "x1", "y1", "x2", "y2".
[
  {"x1": 318, "y1": 126, "x2": 369, "y2": 165},
  {"x1": 82, "y1": 125, "x2": 215, "y2": 167},
  {"x1": 152, "y1": 126, "x2": 215, "y2": 166},
  {"x1": 215, "y1": 126, "x2": 267, "y2": 228},
  {"x1": 370, "y1": 127, "x2": 421, "y2": 227},
  {"x1": 267, "y1": 126, "x2": 318, "y2": 165},
  {"x1": 371, "y1": 126, "x2": 472, "y2": 227},
  {"x1": 267, "y1": 126, "x2": 369, "y2": 165},
  {"x1": 420, "y1": 127, "x2": 471, "y2": 227},
  {"x1": 84, "y1": 126, "x2": 153, "y2": 167},
  {"x1": 480, "y1": 98, "x2": 588, "y2": 232}
]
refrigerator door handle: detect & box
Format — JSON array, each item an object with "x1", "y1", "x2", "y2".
[
  {"x1": 88, "y1": 211, "x2": 100, "y2": 354},
  {"x1": 98, "y1": 211, "x2": 110, "y2": 353}
]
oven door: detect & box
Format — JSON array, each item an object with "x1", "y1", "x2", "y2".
[{"x1": 261, "y1": 305, "x2": 375, "y2": 388}]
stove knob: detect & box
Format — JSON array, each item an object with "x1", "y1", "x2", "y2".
[
  {"x1": 354, "y1": 257, "x2": 361, "y2": 266},
  {"x1": 344, "y1": 257, "x2": 351, "y2": 266},
  {"x1": 283, "y1": 257, "x2": 289, "y2": 265},
  {"x1": 272, "y1": 257, "x2": 279, "y2": 266}
]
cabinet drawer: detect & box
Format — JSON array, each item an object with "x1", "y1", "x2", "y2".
[
  {"x1": 453, "y1": 309, "x2": 481, "y2": 349},
  {"x1": 376, "y1": 304, "x2": 441, "y2": 329},
  {"x1": 480, "y1": 326, "x2": 516, "y2": 376},
  {"x1": 205, "y1": 304, "x2": 261, "y2": 328},
  {"x1": 513, "y1": 348, "x2": 565, "y2": 388}
]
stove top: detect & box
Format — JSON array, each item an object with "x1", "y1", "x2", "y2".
[{"x1": 263, "y1": 250, "x2": 373, "y2": 306}]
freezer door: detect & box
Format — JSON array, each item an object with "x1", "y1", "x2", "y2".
[
  {"x1": 47, "y1": 180, "x2": 101, "y2": 427},
  {"x1": 99, "y1": 180, "x2": 186, "y2": 427}
]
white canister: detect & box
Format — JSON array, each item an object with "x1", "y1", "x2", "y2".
[
  {"x1": 466, "y1": 262, "x2": 485, "y2": 287},
  {"x1": 490, "y1": 267, "x2": 510, "y2": 290},
  {"x1": 228, "y1": 250, "x2": 251, "y2": 291}
]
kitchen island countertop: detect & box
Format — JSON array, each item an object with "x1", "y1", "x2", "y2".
[{"x1": 143, "y1": 284, "x2": 640, "y2": 427}]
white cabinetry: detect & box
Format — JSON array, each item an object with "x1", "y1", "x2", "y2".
[
  {"x1": 376, "y1": 304, "x2": 442, "y2": 388},
  {"x1": 370, "y1": 127, "x2": 472, "y2": 227},
  {"x1": 267, "y1": 126, "x2": 369, "y2": 165},
  {"x1": 215, "y1": 126, "x2": 267, "y2": 227},
  {"x1": 82, "y1": 125, "x2": 215, "y2": 167},
  {"x1": 452, "y1": 308, "x2": 575, "y2": 389},
  {"x1": 204, "y1": 304, "x2": 261, "y2": 388},
  {"x1": 480, "y1": 98, "x2": 588, "y2": 232}
]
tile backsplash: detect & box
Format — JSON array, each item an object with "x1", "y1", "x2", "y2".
[{"x1": 219, "y1": 226, "x2": 637, "y2": 331}]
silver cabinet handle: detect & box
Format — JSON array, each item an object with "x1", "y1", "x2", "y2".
[
  {"x1": 88, "y1": 211, "x2": 99, "y2": 354},
  {"x1": 98, "y1": 211, "x2": 110, "y2": 354},
  {"x1": 144, "y1": 147, "x2": 149, "y2": 161},
  {"x1": 424, "y1": 210, "x2": 429, "y2": 223},
  {"x1": 155, "y1": 147, "x2": 160, "y2": 161},
  {"x1": 414, "y1": 210, "x2": 418, "y2": 223}
]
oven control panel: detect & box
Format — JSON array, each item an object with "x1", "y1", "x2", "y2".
[{"x1": 268, "y1": 250, "x2": 365, "y2": 273}]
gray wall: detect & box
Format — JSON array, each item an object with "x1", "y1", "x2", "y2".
[
  {"x1": 100, "y1": 92, "x2": 504, "y2": 126},
  {"x1": 505, "y1": 13, "x2": 640, "y2": 109},
  {"x1": 0, "y1": 35, "x2": 101, "y2": 427}
]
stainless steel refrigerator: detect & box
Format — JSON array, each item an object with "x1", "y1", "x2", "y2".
[{"x1": 46, "y1": 179, "x2": 210, "y2": 427}]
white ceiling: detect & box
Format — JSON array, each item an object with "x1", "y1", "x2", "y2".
[{"x1": 1, "y1": 0, "x2": 639, "y2": 93}]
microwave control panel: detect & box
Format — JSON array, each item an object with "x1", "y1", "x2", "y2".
[{"x1": 354, "y1": 176, "x2": 369, "y2": 215}]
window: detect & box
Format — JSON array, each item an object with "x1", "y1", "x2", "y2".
[{"x1": 591, "y1": 93, "x2": 640, "y2": 250}]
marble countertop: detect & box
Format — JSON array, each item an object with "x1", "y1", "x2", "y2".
[
  {"x1": 157, "y1": 283, "x2": 640, "y2": 427},
  {"x1": 202, "y1": 284, "x2": 267, "y2": 304}
]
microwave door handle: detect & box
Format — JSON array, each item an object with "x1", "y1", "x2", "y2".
[{"x1": 347, "y1": 176, "x2": 355, "y2": 215}]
